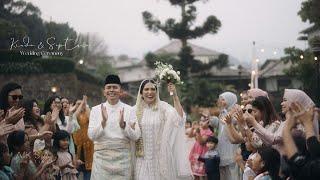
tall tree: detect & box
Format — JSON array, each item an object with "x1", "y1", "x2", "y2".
[
  {"x1": 142, "y1": 0, "x2": 225, "y2": 112},
  {"x1": 298, "y1": 0, "x2": 320, "y2": 27},
  {"x1": 73, "y1": 33, "x2": 109, "y2": 65},
  {"x1": 142, "y1": 0, "x2": 221, "y2": 79}
]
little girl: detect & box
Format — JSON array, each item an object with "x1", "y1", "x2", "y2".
[
  {"x1": 189, "y1": 115, "x2": 213, "y2": 180},
  {"x1": 53, "y1": 130, "x2": 79, "y2": 180}
]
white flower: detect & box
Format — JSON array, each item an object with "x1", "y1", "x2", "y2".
[
  {"x1": 164, "y1": 68, "x2": 170, "y2": 73},
  {"x1": 177, "y1": 71, "x2": 180, "y2": 75}
]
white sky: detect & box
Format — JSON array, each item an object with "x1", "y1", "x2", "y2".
[{"x1": 26, "y1": 0, "x2": 310, "y2": 63}]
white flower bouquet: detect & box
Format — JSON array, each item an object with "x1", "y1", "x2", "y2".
[{"x1": 154, "y1": 61, "x2": 183, "y2": 95}]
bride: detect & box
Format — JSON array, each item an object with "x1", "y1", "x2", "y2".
[{"x1": 131, "y1": 79, "x2": 192, "y2": 180}]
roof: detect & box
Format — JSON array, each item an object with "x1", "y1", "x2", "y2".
[
  {"x1": 111, "y1": 57, "x2": 142, "y2": 69},
  {"x1": 259, "y1": 59, "x2": 292, "y2": 77},
  {"x1": 154, "y1": 40, "x2": 221, "y2": 56},
  {"x1": 117, "y1": 62, "x2": 155, "y2": 83},
  {"x1": 209, "y1": 66, "x2": 250, "y2": 77}
]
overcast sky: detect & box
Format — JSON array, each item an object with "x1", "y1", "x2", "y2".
[{"x1": 26, "y1": 0, "x2": 310, "y2": 64}]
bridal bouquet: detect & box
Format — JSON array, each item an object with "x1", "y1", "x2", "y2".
[{"x1": 154, "y1": 61, "x2": 183, "y2": 95}]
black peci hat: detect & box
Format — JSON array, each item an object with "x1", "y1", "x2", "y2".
[{"x1": 105, "y1": 74, "x2": 121, "y2": 85}]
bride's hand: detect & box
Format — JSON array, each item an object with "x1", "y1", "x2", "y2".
[{"x1": 167, "y1": 83, "x2": 177, "y2": 96}]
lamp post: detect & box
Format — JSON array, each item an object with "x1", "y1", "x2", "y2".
[
  {"x1": 311, "y1": 40, "x2": 320, "y2": 106},
  {"x1": 51, "y1": 86, "x2": 58, "y2": 95},
  {"x1": 251, "y1": 41, "x2": 259, "y2": 89}
]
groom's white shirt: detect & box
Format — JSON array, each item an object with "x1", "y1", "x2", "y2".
[{"x1": 88, "y1": 100, "x2": 140, "y2": 143}]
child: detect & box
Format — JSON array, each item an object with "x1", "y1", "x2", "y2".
[
  {"x1": 185, "y1": 120, "x2": 192, "y2": 130},
  {"x1": 189, "y1": 116, "x2": 213, "y2": 180},
  {"x1": 198, "y1": 136, "x2": 220, "y2": 180},
  {"x1": 7, "y1": 130, "x2": 53, "y2": 179},
  {"x1": 52, "y1": 130, "x2": 79, "y2": 180},
  {"x1": 34, "y1": 149, "x2": 59, "y2": 180},
  {"x1": 0, "y1": 143, "x2": 14, "y2": 180},
  {"x1": 251, "y1": 147, "x2": 281, "y2": 180}
]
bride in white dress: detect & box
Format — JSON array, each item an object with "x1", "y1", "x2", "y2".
[{"x1": 131, "y1": 79, "x2": 193, "y2": 180}]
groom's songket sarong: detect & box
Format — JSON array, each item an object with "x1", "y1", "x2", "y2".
[{"x1": 91, "y1": 139, "x2": 132, "y2": 180}]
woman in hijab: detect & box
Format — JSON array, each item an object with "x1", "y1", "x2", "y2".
[
  {"x1": 244, "y1": 88, "x2": 269, "y2": 105},
  {"x1": 251, "y1": 89, "x2": 318, "y2": 155},
  {"x1": 210, "y1": 92, "x2": 239, "y2": 180},
  {"x1": 132, "y1": 79, "x2": 192, "y2": 180}
]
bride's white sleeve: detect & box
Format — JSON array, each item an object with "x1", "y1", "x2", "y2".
[{"x1": 164, "y1": 103, "x2": 192, "y2": 178}]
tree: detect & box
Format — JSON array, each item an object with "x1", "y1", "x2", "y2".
[
  {"x1": 142, "y1": 0, "x2": 221, "y2": 79},
  {"x1": 298, "y1": 0, "x2": 320, "y2": 27},
  {"x1": 95, "y1": 61, "x2": 117, "y2": 79},
  {"x1": 281, "y1": 47, "x2": 317, "y2": 99},
  {"x1": 45, "y1": 21, "x2": 78, "y2": 57},
  {"x1": 0, "y1": 0, "x2": 45, "y2": 49},
  {"x1": 74, "y1": 33, "x2": 109, "y2": 65},
  {"x1": 0, "y1": 0, "x2": 78, "y2": 54},
  {"x1": 212, "y1": 54, "x2": 229, "y2": 70},
  {"x1": 142, "y1": 1, "x2": 227, "y2": 112}
]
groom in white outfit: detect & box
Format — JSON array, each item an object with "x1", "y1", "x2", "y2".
[{"x1": 88, "y1": 74, "x2": 140, "y2": 180}]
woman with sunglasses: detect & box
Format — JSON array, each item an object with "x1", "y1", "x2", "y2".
[
  {"x1": 0, "y1": 83, "x2": 25, "y2": 140},
  {"x1": 242, "y1": 96, "x2": 280, "y2": 149},
  {"x1": 249, "y1": 89, "x2": 318, "y2": 155}
]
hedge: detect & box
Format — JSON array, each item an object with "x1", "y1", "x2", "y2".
[
  {"x1": 33, "y1": 57, "x2": 75, "y2": 73},
  {"x1": 0, "y1": 57, "x2": 75, "y2": 74},
  {"x1": 0, "y1": 62, "x2": 43, "y2": 74},
  {"x1": 0, "y1": 50, "x2": 37, "y2": 63},
  {"x1": 75, "y1": 69, "x2": 103, "y2": 85}
]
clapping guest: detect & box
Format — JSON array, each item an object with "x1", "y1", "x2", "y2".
[
  {"x1": 73, "y1": 95, "x2": 94, "y2": 180},
  {"x1": 0, "y1": 83, "x2": 25, "y2": 135},
  {"x1": 43, "y1": 96, "x2": 80, "y2": 155},
  {"x1": 283, "y1": 102, "x2": 320, "y2": 179},
  {"x1": 53, "y1": 130, "x2": 80, "y2": 180},
  {"x1": 61, "y1": 97, "x2": 70, "y2": 117},
  {"x1": 21, "y1": 99, "x2": 53, "y2": 151},
  {"x1": 8, "y1": 130, "x2": 54, "y2": 179},
  {"x1": 209, "y1": 92, "x2": 239, "y2": 180},
  {"x1": 0, "y1": 143, "x2": 13, "y2": 180},
  {"x1": 189, "y1": 113, "x2": 213, "y2": 179}
]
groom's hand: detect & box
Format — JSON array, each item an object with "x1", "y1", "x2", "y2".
[
  {"x1": 119, "y1": 108, "x2": 126, "y2": 129},
  {"x1": 101, "y1": 104, "x2": 108, "y2": 129}
]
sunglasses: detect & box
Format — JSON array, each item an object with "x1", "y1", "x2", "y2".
[
  {"x1": 9, "y1": 95, "x2": 23, "y2": 100},
  {"x1": 242, "y1": 108, "x2": 253, "y2": 114}
]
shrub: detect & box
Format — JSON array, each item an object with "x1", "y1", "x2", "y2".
[
  {"x1": 33, "y1": 57, "x2": 75, "y2": 73},
  {"x1": 0, "y1": 50, "x2": 37, "y2": 64},
  {"x1": 0, "y1": 62, "x2": 42, "y2": 74},
  {"x1": 75, "y1": 68, "x2": 103, "y2": 85}
]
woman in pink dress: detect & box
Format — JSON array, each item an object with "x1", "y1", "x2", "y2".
[{"x1": 189, "y1": 115, "x2": 213, "y2": 180}]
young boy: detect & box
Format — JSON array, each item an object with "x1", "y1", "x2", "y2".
[{"x1": 198, "y1": 136, "x2": 220, "y2": 180}]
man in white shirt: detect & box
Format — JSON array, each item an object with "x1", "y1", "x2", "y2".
[{"x1": 88, "y1": 74, "x2": 140, "y2": 180}]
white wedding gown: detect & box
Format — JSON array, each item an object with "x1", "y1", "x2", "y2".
[{"x1": 133, "y1": 101, "x2": 192, "y2": 180}]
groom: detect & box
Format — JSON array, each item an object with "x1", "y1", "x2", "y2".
[{"x1": 88, "y1": 74, "x2": 140, "y2": 180}]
